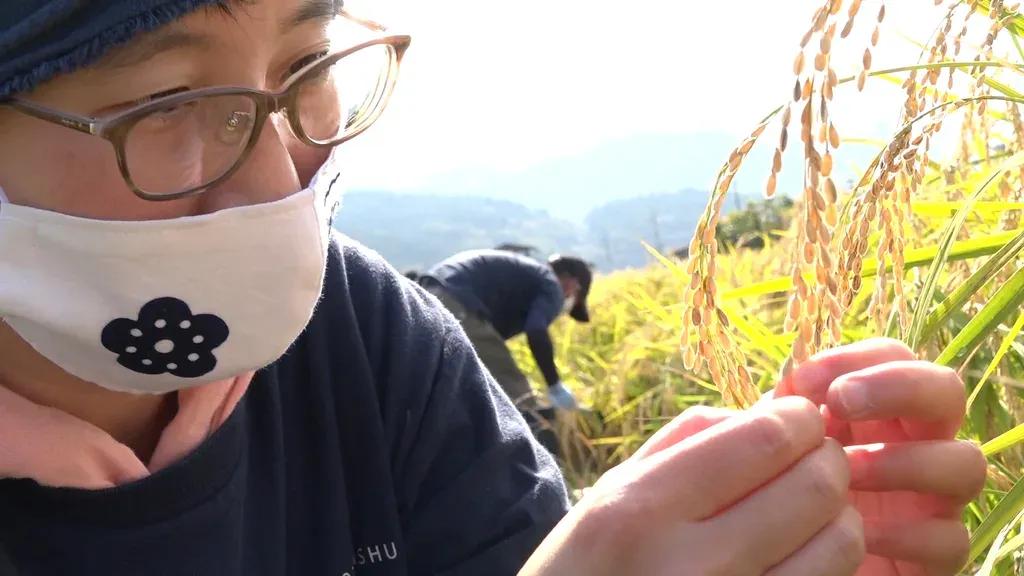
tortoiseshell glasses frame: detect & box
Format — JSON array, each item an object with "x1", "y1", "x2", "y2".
[{"x1": 0, "y1": 10, "x2": 410, "y2": 201}]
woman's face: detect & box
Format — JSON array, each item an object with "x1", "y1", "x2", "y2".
[{"x1": 0, "y1": 0, "x2": 342, "y2": 221}]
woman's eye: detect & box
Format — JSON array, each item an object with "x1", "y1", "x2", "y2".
[
  {"x1": 150, "y1": 100, "x2": 196, "y2": 119},
  {"x1": 288, "y1": 50, "x2": 330, "y2": 77},
  {"x1": 97, "y1": 87, "x2": 190, "y2": 117},
  {"x1": 133, "y1": 92, "x2": 200, "y2": 133},
  {"x1": 132, "y1": 87, "x2": 190, "y2": 108}
]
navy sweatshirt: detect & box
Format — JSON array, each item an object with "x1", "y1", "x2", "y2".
[
  {"x1": 0, "y1": 235, "x2": 571, "y2": 576},
  {"x1": 422, "y1": 251, "x2": 564, "y2": 386}
]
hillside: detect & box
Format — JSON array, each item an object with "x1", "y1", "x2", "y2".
[
  {"x1": 332, "y1": 191, "x2": 593, "y2": 273},
  {"x1": 584, "y1": 189, "x2": 733, "y2": 270},
  {"x1": 411, "y1": 131, "x2": 841, "y2": 222},
  {"x1": 332, "y1": 189, "x2": 752, "y2": 272}
]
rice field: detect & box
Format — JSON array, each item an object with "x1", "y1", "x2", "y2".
[{"x1": 512, "y1": 1, "x2": 1024, "y2": 572}]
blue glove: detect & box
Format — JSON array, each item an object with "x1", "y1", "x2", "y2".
[{"x1": 548, "y1": 382, "x2": 578, "y2": 411}]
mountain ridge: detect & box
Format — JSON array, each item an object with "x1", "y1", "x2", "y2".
[
  {"x1": 333, "y1": 130, "x2": 871, "y2": 271},
  {"x1": 333, "y1": 188, "x2": 745, "y2": 273}
]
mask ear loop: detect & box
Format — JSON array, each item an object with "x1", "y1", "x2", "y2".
[
  {"x1": 310, "y1": 146, "x2": 344, "y2": 230},
  {"x1": 324, "y1": 174, "x2": 342, "y2": 230}
]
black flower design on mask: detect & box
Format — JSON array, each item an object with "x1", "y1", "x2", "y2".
[{"x1": 101, "y1": 297, "x2": 229, "y2": 378}]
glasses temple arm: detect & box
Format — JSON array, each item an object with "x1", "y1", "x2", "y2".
[{"x1": 0, "y1": 99, "x2": 98, "y2": 136}]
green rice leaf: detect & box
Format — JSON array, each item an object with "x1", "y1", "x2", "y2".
[
  {"x1": 912, "y1": 201, "x2": 1024, "y2": 218},
  {"x1": 968, "y1": 309, "x2": 1024, "y2": 413},
  {"x1": 976, "y1": 507, "x2": 1024, "y2": 576},
  {"x1": 983, "y1": 417, "x2": 1024, "y2": 458},
  {"x1": 936, "y1": 266, "x2": 1024, "y2": 367},
  {"x1": 920, "y1": 227, "x2": 1024, "y2": 346},
  {"x1": 722, "y1": 230, "x2": 1024, "y2": 300},
  {"x1": 995, "y1": 531, "x2": 1024, "y2": 564},
  {"x1": 970, "y1": 474, "x2": 1024, "y2": 566},
  {"x1": 907, "y1": 152, "x2": 1024, "y2": 350}
]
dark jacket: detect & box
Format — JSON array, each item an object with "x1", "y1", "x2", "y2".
[{"x1": 0, "y1": 234, "x2": 571, "y2": 575}]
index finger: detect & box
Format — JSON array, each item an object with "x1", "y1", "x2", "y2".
[
  {"x1": 775, "y1": 338, "x2": 917, "y2": 404},
  {"x1": 634, "y1": 396, "x2": 825, "y2": 521},
  {"x1": 827, "y1": 361, "x2": 965, "y2": 439}
]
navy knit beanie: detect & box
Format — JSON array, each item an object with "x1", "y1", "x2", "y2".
[{"x1": 0, "y1": 1, "x2": 224, "y2": 98}]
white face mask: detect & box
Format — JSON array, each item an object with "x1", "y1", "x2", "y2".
[
  {"x1": 562, "y1": 295, "x2": 576, "y2": 315},
  {"x1": 0, "y1": 149, "x2": 343, "y2": 395}
]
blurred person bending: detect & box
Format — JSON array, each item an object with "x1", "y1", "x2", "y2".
[{"x1": 419, "y1": 250, "x2": 592, "y2": 417}]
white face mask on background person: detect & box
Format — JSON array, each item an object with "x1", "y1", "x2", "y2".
[
  {"x1": 562, "y1": 296, "x2": 576, "y2": 315},
  {"x1": 0, "y1": 149, "x2": 344, "y2": 395}
]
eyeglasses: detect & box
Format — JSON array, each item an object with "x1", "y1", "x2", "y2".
[{"x1": 0, "y1": 12, "x2": 411, "y2": 201}]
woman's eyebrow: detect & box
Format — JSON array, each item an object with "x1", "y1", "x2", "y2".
[
  {"x1": 90, "y1": 0, "x2": 344, "y2": 72},
  {"x1": 283, "y1": 0, "x2": 345, "y2": 32},
  {"x1": 93, "y1": 29, "x2": 212, "y2": 71}
]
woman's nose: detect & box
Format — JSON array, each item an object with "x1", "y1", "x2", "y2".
[{"x1": 288, "y1": 135, "x2": 332, "y2": 188}]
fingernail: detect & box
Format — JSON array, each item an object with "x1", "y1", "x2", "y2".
[
  {"x1": 838, "y1": 382, "x2": 870, "y2": 418},
  {"x1": 777, "y1": 357, "x2": 793, "y2": 383}
]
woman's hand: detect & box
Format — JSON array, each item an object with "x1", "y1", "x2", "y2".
[
  {"x1": 520, "y1": 396, "x2": 863, "y2": 576},
  {"x1": 775, "y1": 338, "x2": 987, "y2": 575}
]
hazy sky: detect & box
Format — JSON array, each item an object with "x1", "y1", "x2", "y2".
[{"x1": 338, "y1": 1, "x2": 953, "y2": 192}]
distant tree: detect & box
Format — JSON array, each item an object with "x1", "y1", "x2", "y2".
[
  {"x1": 495, "y1": 243, "x2": 540, "y2": 257},
  {"x1": 714, "y1": 196, "x2": 795, "y2": 251}
]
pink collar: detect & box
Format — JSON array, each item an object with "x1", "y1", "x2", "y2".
[{"x1": 0, "y1": 373, "x2": 252, "y2": 489}]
